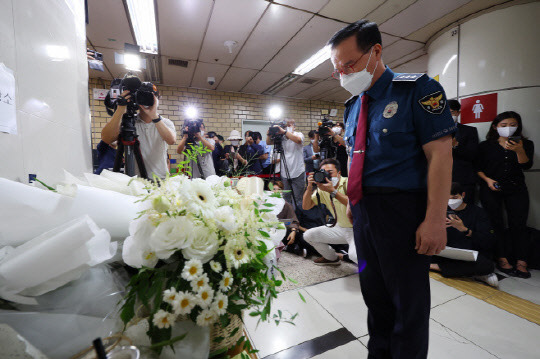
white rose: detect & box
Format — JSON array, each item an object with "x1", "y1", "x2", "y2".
[
  {"x1": 214, "y1": 206, "x2": 237, "y2": 232},
  {"x1": 122, "y1": 235, "x2": 159, "y2": 268},
  {"x1": 149, "y1": 217, "x2": 195, "y2": 258},
  {"x1": 182, "y1": 225, "x2": 219, "y2": 263}
]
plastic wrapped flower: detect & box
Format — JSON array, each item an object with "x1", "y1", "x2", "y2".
[
  {"x1": 181, "y1": 259, "x2": 203, "y2": 281},
  {"x1": 190, "y1": 273, "x2": 210, "y2": 292},
  {"x1": 197, "y1": 285, "x2": 214, "y2": 309},
  {"x1": 212, "y1": 292, "x2": 228, "y2": 316},
  {"x1": 173, "y1": 291, "x2": 197, "y2": 315},
  {"x1": 196, "y1": 308, "x2": 218, "y2": 327},
  {"x1": 152, "y1": 309, "x2": 176, "y2": 329},
  {"x1": 219, "y1": 271, "x2": 233, "y2": 292},
  {"x1": 210, "y1": 260, "x2": 222, "y2": 273}
]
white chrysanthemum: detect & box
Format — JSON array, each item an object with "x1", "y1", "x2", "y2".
[
  {"x1": 152, "y1": 309, "x2": 176, "y2": 329},
  {"x1": 224, "y1": 240, "x2": 252, "y2": 269},
  {"x1": 197, "y1": 286, "x2": 214, "y2": 309},
  {"x1": 187, "y1": 179, "x2": 217, "y2": 215},
  {"x1": 163, "y1": 288, "x2": 179, "y2": 306},
  {"x1": 214, "y1": 206, "x2": 238, "y2": 232},
  {"x1": 210, "y1": 260, "x2": 222, "y2": 273},
  {"x1": 190, "y1": 273, "x2": 210, "y2": 293},
  {"x1": 172, "y1": 291, "x2": 197, "y2": 315},
  {"x1": 149, "y1": 217, "x2": 195, "y2": 258},
  {"x1": 219, "y1": 271, "x2": 233, "y2": 292},
  {"x1": 181, "y1": 259, "x2": 203, "y2": 281},
  {"x1": 211, "y1": 292, "x2": 228, "y2": 316},
  {"x1": 182, "y1": 225, "x2": 219, "y2": 263},
  {"x1": 196, "y1": 308, "x2": 218, "y2": 327}
]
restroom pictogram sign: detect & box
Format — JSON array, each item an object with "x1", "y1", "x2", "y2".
[{"x1": 460, "y1": 93, "x2": 498, "y2": 124}]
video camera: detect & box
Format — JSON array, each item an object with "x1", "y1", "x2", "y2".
[
  {"x1": 317, "y1": 118, "x2": 335, "y2": 137},
  {"x1": 184, "y1": 118, "x2": 204, "y2": 143},
  {"x1": 316, "y1": 118, "x2": 337, "y2": 160},
  {"x1": 268, "y1": 120, "x2": 287, "y2": 139},
  {"x1": 104, "y1": 73, "x2": 157, "y2": 116}
]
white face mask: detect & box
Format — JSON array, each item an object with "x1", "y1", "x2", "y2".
[
  {"x1": 497, "y1": 126, "x2": 517, "y2": 138},
  {"x1": 287, "y1": 126, "x2": 294, "y2": 133},
  {"x1": 310, "y1": 139, "x2": 315, "y2": 144},
  {"x1": 340, "y1": 47, "x2": 378, "y2": 96},
  {"x1": 331, "y1": 176, "x2": 339, "y2": 187},
  {"x1": 230, "y1": 140, "x2": 239, "y2": 146},
  {"x1": 332, "y1": 127, "x2": 342, "y2": 135},
  {"x1": 448, "y1": 198, "x2": 463, "y2": 210},
  {"x1": 452, "y1": 115, "x2": 459, "y2": 123},
  {"x1": 200, "y1": 130, "x2": 205, "y2": 137}
]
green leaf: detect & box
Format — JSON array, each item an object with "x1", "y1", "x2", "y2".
[
  {"x1": 148, "y1": 333, "x2": 187, "y2": 349},
  {"x1": 120, "y1": 295, "x2": 136, "y2": 324},
  {"x1": 268, "y1": 182, "x2": 274, "y2": 191},
  {"x1": 258, "y1": 230, "x2": 270, "y2": 238},
  {"x1": 262, "y1": 203, "x2": 275, "y2": 207},
  {"x1": 213, "y1": 336, "x2": 225, "y2": 343},
  {"x1": 249, "y1": 311, "x2": 261, "y2": 317},
  {"x1": 298, "y1": 291, "x2": 306, "y2": 303},
  {"x1": 230, "y1": 326, "x2": 240, "y2": 337}
]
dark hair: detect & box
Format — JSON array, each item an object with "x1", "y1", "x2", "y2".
[
  {"x1": 252, "y1": 132, "x2": 262, "y2": 141},
  {"x1": 450, "y1": 182, "x2": 464, "y2": 195},
  {"x1": 308, "y1": 130, "x2": 316, "y2": 138},
  {"x1": 486, "y1": 111, "x2": 525, "y2": 141},
  {"x1": 328, "y1": 20, "x2": 382, "y2": 52},
  {"x1": 320, "y1": 158, "x2": 341, "y2": 172},
  {"x1": 448, "y1": 100, "x2": 461, "y2": 112},
  {"x1": 336, "y1": 122, "x2": 345, "y2": 129},
  {"x1": 207, "y1": 131, "x2": 217, "y2": 138},
  {"x1": 244, "y1": 130, "x2": 253, "y2": 137},
  {"x1": 272, "y1": 181, "x2": 283, "y2": 190},
  {"x1": 217, "y1": 135, "x2": 224, "y2": 142}
]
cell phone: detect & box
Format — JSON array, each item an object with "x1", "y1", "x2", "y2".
[
  {"x1": 493, "y1": 182, "x2": 501, "y2": 190},
  {"x1": 446, "y1": 208, "x2": 456, "y2": 217},
  {"x1": 508, "y1": 135, "x2": 521, "y2": 143}
]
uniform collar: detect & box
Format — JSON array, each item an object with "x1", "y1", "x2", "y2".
[{"x1": 365, "y1": 66, "x2": 394, "y2": 101}]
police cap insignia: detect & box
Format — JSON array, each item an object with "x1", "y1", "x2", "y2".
[{"x1": 418, "y1": 91, "x2": 446, "y2": 114}]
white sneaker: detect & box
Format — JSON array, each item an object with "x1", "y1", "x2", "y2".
[{"x1": 475, "y1": 273, "x2": 499, "y2": 288}]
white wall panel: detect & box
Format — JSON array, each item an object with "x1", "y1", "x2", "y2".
[
  {"x1": 0, "y1": 0, "x2": 91, "y2": 184},
  {"x1": 458, "y1": 2, "x2": 540, "y2": 97},
  {"x1": 427, "y1": 27, "x2": 458, "y2": 99}
]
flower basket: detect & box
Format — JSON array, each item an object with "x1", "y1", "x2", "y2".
[{"x1": 209, "y1": 313, "x2": 243, "y2": 352}]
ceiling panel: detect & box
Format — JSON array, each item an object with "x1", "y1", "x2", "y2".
[
  {"x1": 312, "y1": 85, "x2": 342, "y2": 100},
  {"x1": 275, "y1": 81, "x2": 317, "y2": 98},
  {"x1": 217, "y1": 67, "x2": 258, "y2": 92},
  {"x1": 368, "y1": 0, "x2": 416, "y2": 25},
  {"x1": 392, "y1": 54, "x2": 428, "y2": 74},
  {"x1": 379, "y1": 0, "x2": 471, "y2": 37},
  {"x1": 406, "y1": 0, "x2": 509, "y2": 43},
  {"x1": 319, "y1": 0, "x2": 384, "y2": 24},
  {"x1": 295, "y1": 79, "x2": 340, "y2": 99},
  {"x1": 381, "y1": 33, "x2": 400, "y2": 48},
  {"x1": 157, "y1": 0, "x2": 213, "y2": 60},
  {"x1": 382, "y1": 39, "x2": 424, "y2": 64},
  {"x1": 388, "y1": 48, "x2": 425, "y2": 68},
  {"x1": 86, "y1": 0, "x2": 133, "y2": 49},
  {"x1": 199, "y1": 0, "x2": 269, "y2": 65},
  {"x1": 263, "y1": 16, "x2": 344, "y2": 74},
  {"x1": 274, "y1": 0, "x2": 330, "y2": 13},
  {"x1": 322, "y1": 88, "x2": 351, "y2": 103},
  {"x1": 161, "y1": 56, "x2": 195, "y2": 88},
  {"x1": 191, "y1": 62, "x2": 229, "y2": 89},
  {"x1": 233, "y1": 4, "x2": 312, "y2": 70},
  {"x1": 241, "y1": 71, "x2": 285, "y2": 94},
  {"x1": 303, "y1": 59, "x2": 334, "y2": 79}
]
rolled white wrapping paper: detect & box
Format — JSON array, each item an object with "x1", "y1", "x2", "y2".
[
  {"x1": 0, "y1": 178, "x2": 148, "y2": 246},
  {"x1": 0, "y1": 216, "x2": 117, "y2": 304}
]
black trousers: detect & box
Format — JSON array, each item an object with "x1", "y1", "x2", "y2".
[
  {"x1": 479, "y1": 184, "x2": 529, "y2": 261},
  {"x1": 352, "y1": 192, "x2": 430, "y2": 359},
  {"x1": 281, "y1": 229, "x2": 318, "y2": 256},
  {"x1": 432, "y1": 254, "x2": 494, "y2": 277}
]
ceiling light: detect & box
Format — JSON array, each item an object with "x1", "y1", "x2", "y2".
[
  {"x1": 293, "y1": 45, "x2": 330, "y2": 76},
  {"x1": 126, "y1": 0, "x2": 158, "y2": 54}
]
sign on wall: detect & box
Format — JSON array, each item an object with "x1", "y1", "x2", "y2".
[
  {"x1": 93, "y1": 88, "x2": 109, "y2": 100},
  {"x1": 460, "y1": 93, "x2": 498, "y2": 124}
]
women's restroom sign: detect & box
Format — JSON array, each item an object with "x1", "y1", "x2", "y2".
[{"x1": 460, "y1": 93, "x2": 498, "y2": 124}]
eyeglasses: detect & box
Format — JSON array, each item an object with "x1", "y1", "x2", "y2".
[{"x1": 331, "y1": 49, "x2": 371, "y2": 80}]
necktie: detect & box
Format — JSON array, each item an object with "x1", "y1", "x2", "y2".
[{"x1": 347, "y1": 94, "x2": 369, "y2": 205}]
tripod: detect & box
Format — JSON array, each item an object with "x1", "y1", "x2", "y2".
[
  {"x1": 271, "y1": 136, "x2": 298, "y2": 209},
  {"x1": 112, "y1": 105, "x2": 148, "y2": 179}
]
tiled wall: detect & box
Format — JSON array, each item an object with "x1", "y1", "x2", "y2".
[{"x1": 89, "y1": 78, "x2": 346, "y2": 164}]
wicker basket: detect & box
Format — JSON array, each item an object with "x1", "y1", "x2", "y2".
[{"x1": 209, "y1": 313, "x2": 244, "y2": 352}]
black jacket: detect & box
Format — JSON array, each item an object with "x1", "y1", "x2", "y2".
[
  {"x1": 447, "y1": 204, "x2": 495, "y2": 255},
  {"x1": 452, "y1": 123, "x2": 479, "y2": 185}
]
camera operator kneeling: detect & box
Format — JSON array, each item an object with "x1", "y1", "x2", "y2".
[
  {"x1": 431, "y1": 183, "x2": 497, "y2": 287},
  {"x1": 177, "y1": 122, "x2": 216, "y2": 179},
  {"x1": 303, "y1": 159, "x2": 357, "y2": 266}
]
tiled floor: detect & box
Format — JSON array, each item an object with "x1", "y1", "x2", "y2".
[{"x1": 244, "y1": 274, "x2": 540, "y2": 359}]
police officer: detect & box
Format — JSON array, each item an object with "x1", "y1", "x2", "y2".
[{"x1": 328, "y1": 20, "x2": 456, "y2": 358}]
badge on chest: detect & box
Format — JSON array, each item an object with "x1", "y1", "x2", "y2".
[{"x1": 383, "y1": 101, "x2": 398, "y2": 118}]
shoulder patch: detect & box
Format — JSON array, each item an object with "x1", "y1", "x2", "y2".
[
  {"x1": 418, "y1": 91, "x2": 446, "y2": 114},
  {"x1": 393, "y1": 73, "x2": 425, "y2": 82}
]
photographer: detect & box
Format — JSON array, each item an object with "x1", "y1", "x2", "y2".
[
  {"x1": 431, "y1": 183, "x2": 497, "y2": 287},
  {"x1": 476, "y1": 111, "x2": 534, "y2": 278},
  {"x1": 101, "y1": 89, "x2": 176, "y2": 179},
  {"x1": 267, "y1": 118, "x2": 306, "y2": 208},
  {"x1": 207, "y1": 131, "x2": 225, "y2": 175},
  {"x1": 304, "y1": 130, "x2": 319, "y2": 173},
  {"x1": 302, "y1": 159, "x2": 356, "y2": 265},
  {"x1": 176, "y1": 122, "x2": 216, "y2": 178},
  {"x1": 237, "y1": 131, "x2": 265, "y2": 175}
]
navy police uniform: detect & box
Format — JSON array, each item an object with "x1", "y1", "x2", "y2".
[{"x1": 344, "y1": 67, "x2": 456, "y2": 358}]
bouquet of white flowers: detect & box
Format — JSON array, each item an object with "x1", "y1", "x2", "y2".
[{"x1": 120, "y1": 175, "x2": 295, "y2": 356}]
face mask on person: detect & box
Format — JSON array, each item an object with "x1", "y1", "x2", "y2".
[
  {"x1": 340, "y1": 47, "x2": 378, "y2": 96},
  {"x1": 331, "y1": 176, "x2": 339, "y2": 187},
  {"x1": 497, "y1": 126, "x2": 517, "y2": 138},
  {"x1": 332, "y1": 127, "x2": 342, "y2": 135},
  {"x1": 287, "y1": 126, "x2": 294, "y2": 133},
  {"x1": 231, "y1": 140, "x2": 239, "y2": 146},
  {"x1": 452, "y1": 115, "x2": 459, "y2": 123},
  {"x1": 310, "y1": 139, "x2": 315, "y2": 144},
  {"x1": 200, "y1": 130, "x2": 205, "y2": 137},
  {"x1": 448, "y1": 198, "x2": 463, "y2": 210}
]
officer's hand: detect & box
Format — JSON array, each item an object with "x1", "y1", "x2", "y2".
[
  {"x1": 346, "y1": 202, "x2": 353, "y2": 225},
  {"x1": 485, "y1": 178, "x2": 501, "y2": 192},
  {"x1": 415, "y1": 220, "x2": 447, "y2": 256},
  {"x1": 317, "y1": 178, "x2": 335, "y2": 193}
]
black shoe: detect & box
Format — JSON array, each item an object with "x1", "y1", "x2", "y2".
[
  {"x1": 496, "y1": 264, "x2": 514, "y2": 275},
  {"x1": 512, "y1": 267, "x2": 531, "y2": 279}
]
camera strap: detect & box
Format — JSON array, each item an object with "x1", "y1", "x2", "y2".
[{"x1": 315, "y1": 189, "x2": 337, "y2": 228}]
